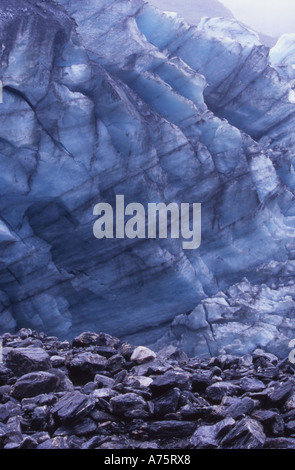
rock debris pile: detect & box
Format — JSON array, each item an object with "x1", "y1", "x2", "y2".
[{"x1": 0, "y1": 329, "x2": 295, "y2": 449}]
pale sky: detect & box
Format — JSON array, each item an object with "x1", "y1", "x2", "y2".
[{"x1": 219, "y1": 0, "x2": 295, "y2": 37}]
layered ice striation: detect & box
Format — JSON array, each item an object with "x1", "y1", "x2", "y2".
[{"x1": 1, "y1": 0, "x2": 295, "y2": 357}]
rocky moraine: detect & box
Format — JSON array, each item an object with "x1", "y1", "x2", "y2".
[{"x1": 0, "y1": 329, "x2": 295, "y2": 449}]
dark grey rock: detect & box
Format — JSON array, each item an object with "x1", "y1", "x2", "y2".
[
  {"x1": 264, "y1": 438, "x2": 295, "y2": 449},
  {"x1": 19, "y1": 436, "x2": 38, "y2": 449},
  {"x1": 0, "y1": 404, "x2": 9, "y2": 422},
  {"x1": 191, "y1": 371, "x2": 213, "y2": 393},
  {"x1": 137, "y1": 441, "x2": 159, "y2": 449},
  {"x1": 240, "y1": 377, "x2": 265, "y2": 393},
  {"x1": 82, "y1": 435, "x2": 106, "y2": 449},
  {"x1": 252, "y1": 410, "x2": 285, "y2": 437},
  {"x1": 284, "y1": 393, "x2": 295, "y2": 411},
  {"x1": 51, "y1": 391, "x2": 95, "y2": 423},
  {"x1": 120, "y1": 343, "x2": 135, "y2": 361},
  {"x1": 73, "y1": 332, "x2": 120, "y2": 349},
  {"x1": 0, "y1": 422, "x2": 8, "y2": 445},
  {"x1": 72, "y1": 332, "x2": 101, "y2": 348},
  {"x1": 50, "y1": 356, "x2": 65, "y2": 367},
  {"x1": 94, "y1": 374, "x2": 115, "y2": 388},
  {"x1": 37, "y1": 436, "x2": 84, "y2": 449},
  {"x1": 282, "y1": 409, "x2": 295, "y2": 422},
  {"x1": 110, "y1": 393, "x2": 147, "y2": 417},
  {"x1": 6, "y1": 348, "x2": 51, "y2": 376},
  {"x1": 157, "y1": 346, "x2": 188, "y2": 365},
  {"x1": 0, "y1": 385, "x2": 12, "y2": 400},
  {"x1": 206, "y1": 382, "x2": 240, "y2": 403},
  {"x1": 0, "y1": 416, "x2": 23, "y2": 447},
  {"x1": 149, "y1": 420, "x2": 196, "y2": 438},
  {"x1": 95, "y1": 333, "x2": 121, "y2": 349},
  {"x1": 254, "y1": 367, "x2": 279, "y2": 381},
  {"x1": 190, "y1": 417, "x2": 235, "y2": 449},
  {"x1": 113, "y1": 370, "x2": 128, "y2": 387},
  {"x1": 214, "y1": 417, "x2": 236, "y2": 439},
  {"x1": 179, "y1": 391, "x2": 204, "y2": 407},
  {"x1": 267, "y1": 381, "x2": 293, "y2": 408},
  {"x1": 54, "y1": 416, "x2": 97, "y2": 436},
  {"x1": 91, "y1": 388, "x2": 118, "y2": 401},
  {"x1": 124, "y1": 408, "x2": 149, "y2": 419},
  {"x1": 11, "y1": 371, "x2": 59, "y2": 399},
  {"x1": 96, "y1": 397, "x2": 113, "y2": 414},
  {"x1": 247, "y1": 389, "x2": 270, "y2": 405},
  {"x1": 99, "y1": 436, "x2": 135, "y2": 449},
  {"x1": 22, "y1": 405, "x2": 50, "y2": 432},
  {"x1": 18, "y1": 329, "x2": 32, "y2": 340},
  {"x1": 132, "y1": 360, "x2": 172, "y2": 377},
  {"x1": 30, "y1": 431, "x2": 50, "y2": 444},
  {"x1": 180, "y1": 403, "x2": 225, "y2": 421},
  {"x1": 22, "y1": 393, "x2": 57, "y2": 410},
  {"x1": 150, "y1": 371, "x2": 191, "y2": 395},
  {"x1": 90, "y1": 409, "x2": 117, "y2": 422},
  {"x1": 238, "y1": 355, "x2": 253, "y2": 368},
  {"x1": 106, "y1": 354, "x2": 126, "y2": 374},
  {"x1": 220, "y1": 417, "x2": 266, "y2": 449},
  {"x1": 210, "y1": 355, "x2": 239, "y2": 370},
  {"x1": 285, "y1": 420, "x2": 295, "y2": 435},
  {"x1": 0, "y1": 365, "x2": 14, "y2": 386},
  {"x1": 49, "y1": 368, "x2": 74, "y2": 393},
  {"x1": 82, "y1": 382, "x2": 96, "y2": 394},
  {"x1": 253, "y1": 349, "x2": 278, "y2": 365},
  {"x1": 4, "y1": 442, "x2": 20, "y2": 449},
  {"x1": 0, "y1": 401, "x2": 21, "y2": 422},
  {"x1": 56, "y1": 341, "x2": 71, "y2": 351},
  {"x1": 223, "y1": 397, "x2": 255, "y2": 419},
  {"x1": 94, "y1": 347, "x2": 117, "y2": 359},
  {"x1": 68, "y1": 352, "x2": 107, "y2": 383},
  {"x1": 190, "y1": 424, "x2": 218, "y2": 449},
  {"x1": 149, "y1": 388, "x2": 180, "y2": 417}
]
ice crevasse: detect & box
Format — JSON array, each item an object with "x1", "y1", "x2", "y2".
[{"x1": 0, "y1": 0, "x2": 295, "y2": 357}]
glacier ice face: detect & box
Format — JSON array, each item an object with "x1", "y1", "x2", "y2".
[
  {"x1": 162, "y1": 275, "x2": 295, "y2": 358},
  {"x1": 0, "y1": 0, "x2": 295, "y2": 357},
  {"x1": 146, "y1": 0, "x2": 277, "y2": 47},
  {"x1": 136, "y1": 8, "x2": 295, "y2": 146},
  {"x1": 270, "y1": 34, "x2": 295, "y2": 69},
  {"x1": 147, "y1": 0, "x2": 235, "y2": 26}
]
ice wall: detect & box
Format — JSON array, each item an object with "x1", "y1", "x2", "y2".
[{"x1": 0, "y1": 0, "x2": 295, "y2": 356}]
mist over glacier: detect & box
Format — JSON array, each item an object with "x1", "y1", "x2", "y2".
[{"x1": 1, "y1": 0, "x2": 295, "y2": 357}]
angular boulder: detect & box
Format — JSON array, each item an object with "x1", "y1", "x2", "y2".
[
  {"x1": 11, "y1": 372, "x2": 59, "y2": 399},
  {"x1": 6, "y1": 348, "x2": 51, "y2": 376}
]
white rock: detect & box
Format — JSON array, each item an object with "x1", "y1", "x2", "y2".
[
  {"x1": 91, "y1": 388, "x2": 118, "y2": 400},
  {"x1": 125, "y1": 375, "x2": 153, "y2": 388},
  {"x1": 131, "y1": 346, "x2": 156, "y2": 364}
]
